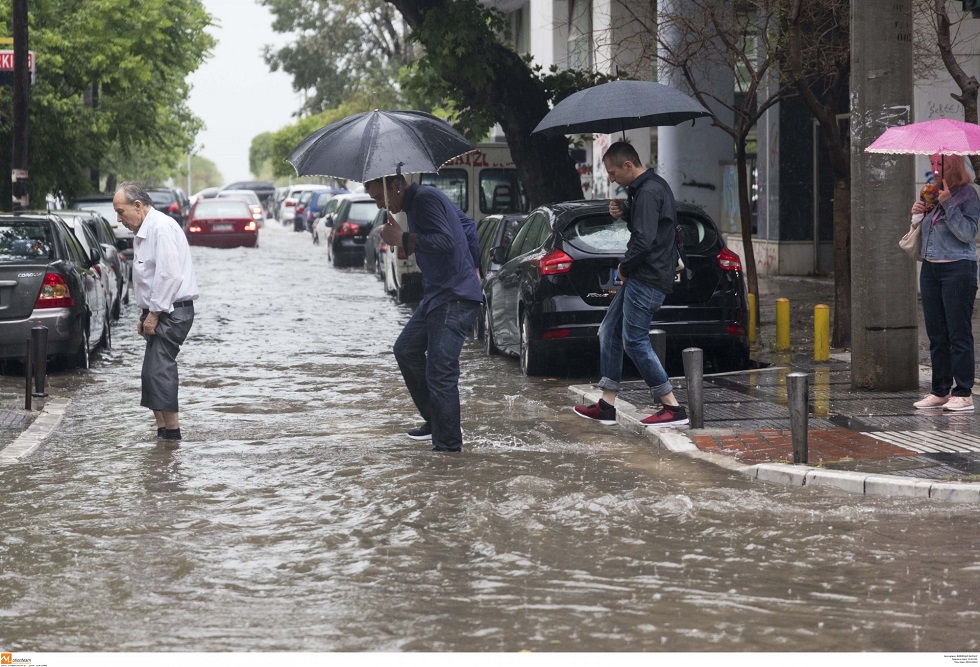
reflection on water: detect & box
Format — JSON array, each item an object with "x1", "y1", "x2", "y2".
[{"x1": 0, "y1": 224, "x2": 978, "y2": 652}]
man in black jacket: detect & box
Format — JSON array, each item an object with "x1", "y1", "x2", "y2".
[{"x1": 573, "y1": 141, "x2": 688, "y2": 427}]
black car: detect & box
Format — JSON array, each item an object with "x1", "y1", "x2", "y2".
[
  {"x1": 323, "y1": 193, "x2": 381, "y2": 267},
  {"x1": 0, "y1": 213, "x2": 111, "y2": 368},
  {"x1": 477, "y1": 212, "x2": 529, "y2": 282},
  {"x1": 221, "y1": 180, "x2": 276, "y2": 211},
  {"x1": 482, "y1": 200, "x2": 750, "y2": 376},
  {"x1": 148, "y1": 187, "x2": 191, "y2": 226}
]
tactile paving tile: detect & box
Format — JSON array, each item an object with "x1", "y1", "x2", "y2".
[{"x1": 863, "y1": 431, "x2": 980, "y2": 454}]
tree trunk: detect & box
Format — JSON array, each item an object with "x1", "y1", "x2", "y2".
[
  {"x1": 735, "y1": 138, "x2": 759, "y2": 303},
  {"x1": 389, "y1": 0, "x2": 582, "y2": 206},
  {"x1": 934, "y1": 0, "x2": 980, "y2": 179}
]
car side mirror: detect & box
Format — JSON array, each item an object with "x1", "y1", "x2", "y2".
[
  {"x1": 491, "y1": 246, "x2": 507, "y2": 264},
  {"x1": 325, "y1": 214, "x2": 335, "y2": 227},
  {"x1": 89, "y1": 249, "x2": 102, "y2": 267},
  {"x1": 116, "y1": 239, "x2": 128, "y2": 251}
]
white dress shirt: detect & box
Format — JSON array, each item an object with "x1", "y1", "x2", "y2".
[{"x1": 133, "y1": 208, "x2": 199, "y2": 313}]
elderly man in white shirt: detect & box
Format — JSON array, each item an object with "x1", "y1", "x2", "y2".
[{"x1": 113, "y1": 182, "x2": 199, "y2": 443}]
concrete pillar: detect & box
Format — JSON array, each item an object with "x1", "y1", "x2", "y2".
[
  {"x1": 529, "y1": 0, "x2": 558, "y2": 69},
  {"x1": 655, "y1": 0, "x2": 734, "y2": 227},
  {"x1": 850, "y1": 0, "x2": 917, "y2": 390}
]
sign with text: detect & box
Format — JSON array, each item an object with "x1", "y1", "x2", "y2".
[{"x1": 0, "y1": 50, "x2": 36, "y2": 86}]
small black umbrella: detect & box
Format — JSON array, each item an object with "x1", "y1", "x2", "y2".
[
  {"x1": 532, "y1": 80, "x2": 712, "y2": 137},
  {"x1": 286, "y1": 109, "x2": 475, "y2": 182}
]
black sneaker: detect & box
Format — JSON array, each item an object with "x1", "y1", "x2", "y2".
[
  {"x1": 573, "y1": 399, "x2": 617, "y2": 425},
  {"x1": 407, "y1": 423, "x2": 432, "y2": 441},
  {"x1": 641, "y1": 404, "x2": 689, "y2": 428}
]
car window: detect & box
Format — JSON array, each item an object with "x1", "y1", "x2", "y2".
[
  {"x1": 507, "y1": 212, "x2": 547, "y2": 261},
  {"x1": 348, "y1": 201, "x2": 379, "y2": 223},
  {"x1": 499, "y1": 217, "x2": 526, "y2": 252},
  {"x1": 0, "y1": 222, "x2": 54, "y2": 260},
  {"x1": 195, "y1": 200, "x2": 251, "y2": 217},
  {"x1": 420, "y1": 169, "x2": 467, "y2": 212},
  {"x1": 677, "y1": 212, "x2": 719, "y2": 254},
  {"x1": 479, "y1": 168, "x2": 528, "y2": 214},
  {"x1": 148, "y1": 191, "x2": 175, "y2": 207},
  {"x1": 476, "y1": 216, "x2": 496, "y2": 249},
  {"x1": 563, "y1": 214, "x2": 628, "y2": 253},
  {"x1": 63, "y1": 224, "x2": 90, "y2": 264},
  {"x1": 74, "y1": 220, "x2": 101, "y2": 255}
]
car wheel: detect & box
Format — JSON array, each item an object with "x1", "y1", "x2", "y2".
[
  {"x1": 520, "y1": 313, "x2": 547, "y2": 376},
  {"x1": 71, "y1": 325, "x2": 90, "y2": 370},
  {"x1": 484, "y1": 304, "x2": 500, "y2": 356},
  {"x1": 111, "y1": 293, "x2": 121, "y2": 321}
]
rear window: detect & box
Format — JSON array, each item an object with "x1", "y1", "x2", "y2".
[
  {"x1": 479, "y1": 169, "x2": 528, "y2": 214},
  {"x1": 218, "y1": 191, "x2": 259, "y2": 205},
  {"x1": 678, "y1": 212, "x2": 720, "y2": 254},
  {"x1": 194, "y1": 200, "x2": 251, "y2": 218},
  {"x1": 0, "y1": 223, "x2": 54, "y2": 261},
  {"x1": 149, "y1": 191, "x2": 176, "y2": 206},
  {"x1": 564, "y1": 214, "x2": 629, "y2": 253},
  {"x1": 348, "y1": 201, "x2": 379, "y2": 223}
]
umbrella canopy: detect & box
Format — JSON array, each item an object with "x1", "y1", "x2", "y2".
[
  {"x1": 865, "y1": 118, "x2": 980, "y2": 156},
  {"x1": 532, "y1": 80, "x2": 712, "y2": 137},
  {"x1": 286, "y1": 109, "x2": 475, "y2": 182}
]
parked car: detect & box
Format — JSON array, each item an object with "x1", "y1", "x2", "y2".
[
  {"x1": 221, "y1": 180, "x2": 275, "y2": 213},
  {"x1": 279, "y1": 184, "x2": 330, "y2": 225},
  {"x1": 148, "y1": 187, "x2": 191, "y2": 227},
  {"x1": 185, "y1": 199, "x2": 259, "y2": 248},
  {"x1": 474, "y1": 212, "x2": 528, "y2": 339},
  {"x1": 293, "y1": 187, "x2": 330, "y2": 233},
  {"x1": 482, "y1": 200, "x2": 750, "y2": 376},
  {"x1": 299, "y1": 188, "x2": 348, "y2": 233},
  {"x1": 54, "y1": 209, "x2": 126, "y2": 321},
  {"x1": 215, "y1": 189, "x2": 265, "y2": 227},
  {"x1": 69, "y1": 193, "x2": 133, "y2": 270},
  {"x1": 55, "y1": 211, "x2": 116, "y2": 333},
  {"x1": 381, "y1": 211, "x2": 422, "y2": 304},
  {"x1": 317, "y1": 193, "x2": 380, "y2": 267},
  {"x1": 363, "y1": 210, "x2": 388, "y2": 275},
  {"x1": 191, "y1": 187, "x2": 220, "y2": 205},
  {"x1": 0, "y1": 212, "x2": 111, "y2": 368}
]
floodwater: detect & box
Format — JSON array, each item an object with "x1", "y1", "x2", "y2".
[{"x1": 0, "y1": 222, "x2": 977, "y2": 653}]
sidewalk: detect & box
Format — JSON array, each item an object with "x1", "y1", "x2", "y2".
[{"x1": 570, "y1": 275, "x2": 980, "y2": 503}]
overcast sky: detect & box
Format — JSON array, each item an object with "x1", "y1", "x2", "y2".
[{"x1": 186, "y1": 0, "x2": 301, "y2": 187}]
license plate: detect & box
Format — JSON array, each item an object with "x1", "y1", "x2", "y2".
[{"x1": 212, "y1": 224, "x2": 233, "y2": 232}]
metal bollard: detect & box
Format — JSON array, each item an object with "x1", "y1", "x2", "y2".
[
  {"x1": 787, "y1": 372, "x2": 809, "y2": 464},
  {"x1": 31, "y1": 326, "x2": 49, "y2": 397},
  {"x1": 747, "y1": 293, "x2": 757, "y2": 344},
  {"x1": 650, "y1": 329, "x2": 666, "y2": 366},
  {"x1": 24, "y1": 338, "x2": 32, "y2": 411},
  {"x1": 814, "y1": 304, "x2": 830, "y2": 362},
  {"x1": 682, "y1": 347, "x2": 704, "y2": 429},
  {"x1": 776, "y1": 298, "x2": 791, "y2": 351}
]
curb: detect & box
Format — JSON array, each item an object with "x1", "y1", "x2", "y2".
[
  {"x1": 0, "y1": 397, "x2": 71, "y2": 465},
  {"x1": 568, "y1": 385, "x2": 980, "y2": 504}
]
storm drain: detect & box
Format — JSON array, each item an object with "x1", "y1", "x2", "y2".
[{"x1": 864, "y1": 430, "x2": 980, "y2": 454}]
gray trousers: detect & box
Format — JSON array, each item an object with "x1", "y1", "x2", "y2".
[{"x1": 140, "y1": 304, "x2": 194, "y2": 412}]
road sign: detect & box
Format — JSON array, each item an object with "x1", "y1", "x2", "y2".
[{"x1": 0, "y1": 50, "x2": 35, "y2": 86}]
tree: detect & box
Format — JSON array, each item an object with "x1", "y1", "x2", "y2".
[
  {"x1": 0, "y1": 0, "x2": 214, "y2": 206},
  {"x1": 779, "y1": 0, "x2": 851, "y2": 346}
]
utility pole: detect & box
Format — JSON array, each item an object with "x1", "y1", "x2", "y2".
[
  {"x1": 849, "y1": 0, "x2": 917, "y2": 390},
  {"x1": 11, "y1": 0, "x2": 29, "y2": 211}
]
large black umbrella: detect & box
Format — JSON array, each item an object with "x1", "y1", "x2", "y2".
[
  {"x1": 286, "y1": 109, "x2": 475, "y2": 182},
  {"x1": 532, "y1": 80, "x2": 712, "y2": 137}
]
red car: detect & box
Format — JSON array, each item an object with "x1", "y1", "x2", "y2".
[{"x1": 185, "y1": 199, "x2": 258, "y2": 248}]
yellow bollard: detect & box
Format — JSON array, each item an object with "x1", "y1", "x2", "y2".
[
  {"x1": 776, "y1": 297, "x2": 791, "y2": 351},
  {"x1": 814, "y1": 304, "x2": 830, "y2": 362},
  {"x1": 747, "y1": 293, "x2": 757, "y2": 344}
]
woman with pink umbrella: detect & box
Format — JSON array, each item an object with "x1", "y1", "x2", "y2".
[{"x1": 910, "y1": 153, "x2": 979, "y2": 411}]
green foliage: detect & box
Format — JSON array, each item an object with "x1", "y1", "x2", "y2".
[{"x1": 0, "y1": 0, "x2": 214, "y2": 207}]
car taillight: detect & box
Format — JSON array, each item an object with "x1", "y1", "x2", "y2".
[
  {"x1": 535, "y1": 249, "x2": 573, "y2": 275},
  {"x1": 168, "y1": 202, "x2": 180, "y2": 213},
  {"x1": 245, "y1": 220, "x2": 257, "y2": 231},
  {"x1": 285, "y1": 201, "x2": 295, "y2": 207},
  {"x1": 92, "y1": 265, "x2": 102, "y2": 277},
  {"x1": 338, "y1": 222, "x2": 360, "y2": 236},
  {"x1": 188, "y1": 225, "x2": 203, "y2": 233},
  {"x1": 727, "y1": 324, "x2": 746, "y2": 335},
  {"x1": 718, "y1": 248, "x2": 742, "y2": 272},
  {"x1": 543, "y1": 329, "x2": 570, "y2": 340},
  {"x1": 35, "y1": 273, "x2": 74, "y2": 308},
  {"x1": 296, "y1": 205, "x2": 305, "y2": 214}
]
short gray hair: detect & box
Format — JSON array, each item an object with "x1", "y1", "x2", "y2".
[{"x1": 117, "y1": 181, "x2": 152, "y2": 206}]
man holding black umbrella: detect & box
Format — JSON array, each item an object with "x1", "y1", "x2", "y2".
[
  {"x1": 573, "y1": 141, "x2": 688, "y2": 428},
  {"x1": 367, "y1": 174, "x2": 483, "y2": 453}
]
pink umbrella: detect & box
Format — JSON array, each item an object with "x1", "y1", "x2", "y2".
[{"x1": 865, "y1": 118, "x2": 980, "y2": 155}]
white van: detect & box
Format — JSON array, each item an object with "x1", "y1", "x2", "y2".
[{"x1": 417, "y1": 142, "x2": 529, "y2": 223}]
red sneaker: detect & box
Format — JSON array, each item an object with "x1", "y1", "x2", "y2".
[
  {"x1": 640, "y1": 404, "x2": 689, "y2": 428},
  {"x1": 573, "y1": 401, "x2": 617, "y2": 425}
]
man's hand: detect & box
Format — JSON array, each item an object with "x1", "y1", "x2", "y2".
[
  {"x1": 380, "y1": 218, "x2": 402, "y2": 247},
  {"x1": 609, "y1": 199, "x2": 626, "y2": 218},
  {"x1": 141, "y1": 312, "x2": 160, "y2": 336}
]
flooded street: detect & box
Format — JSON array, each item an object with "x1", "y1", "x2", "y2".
[{"x1": 1, "y1": 222, "x2": 978, "y2": 653}]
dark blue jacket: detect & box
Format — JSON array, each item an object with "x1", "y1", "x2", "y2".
[
  {"x1": 618, "y1": 169, "x2": 678, "y2": 293},
  {"x1": 401, "y1": 183, "x2": 483, "y2": 313}
]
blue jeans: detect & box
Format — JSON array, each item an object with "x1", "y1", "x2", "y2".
[
  {"x1": 393, "y1": 300, "x2": 481, "y2": 449},
  {"x1": 596, "y1": 279, "x2": 673, "y2": 398},
  {"x1": 920, "y1": 260, "x2": 977, "y2": 397}
]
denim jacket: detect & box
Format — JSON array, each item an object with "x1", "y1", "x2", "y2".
[{"x1": 921, "y1": 183, "x2": 979, "y2": 262}]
